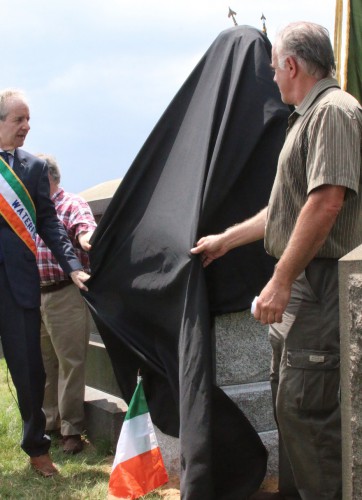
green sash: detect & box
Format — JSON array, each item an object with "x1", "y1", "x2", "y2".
[{"x1": 0, "y1": 156, "x2": 36, "y2": 255}]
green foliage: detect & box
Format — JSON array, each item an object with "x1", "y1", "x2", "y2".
[{"x1": 0, "y1": 359, "x2": 164, "y2": 499}]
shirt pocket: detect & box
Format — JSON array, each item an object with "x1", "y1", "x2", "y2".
[{"x1": 286, "y1": 349, "x2": 340, "y2": 412}]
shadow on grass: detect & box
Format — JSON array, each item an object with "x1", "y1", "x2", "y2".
[
  {"x1": 0, "y1": 442, "x2": 111, "y2": 500},
  {"x1": 0, "y1": 360, "x2": 165, "y2": 499}
]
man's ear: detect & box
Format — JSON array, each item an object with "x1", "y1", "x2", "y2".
[{"x1": 285, "y1": 56, "x2": 298, "y2": 78}]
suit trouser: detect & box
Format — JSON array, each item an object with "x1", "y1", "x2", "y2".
[
  {"x1": 40, "y1": 283, "x2": 90, "y2": 436},
  {"x1": 0, "y1": 263, "x2": 50, "y2": 457},
  {"x1": 269, "y1": 259, "x2": 342, "y2": 500}
]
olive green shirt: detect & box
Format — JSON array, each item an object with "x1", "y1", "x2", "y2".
[{"x1": 265, "y1": 78, "x2": 362, "y2": 259}]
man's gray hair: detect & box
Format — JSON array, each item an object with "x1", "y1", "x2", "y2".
[
  {"x1": 274, "y1": 22, "x2": 336, "y2": 79},
  {"x1": 0, "y1": 89, "x2": 28, "y2": 121},
  {"x1": 36, "y1": 153, "x2": 61, "y2": 184}
]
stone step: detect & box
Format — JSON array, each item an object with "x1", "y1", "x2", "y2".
[
  {"x1": 84, "y1": 386, "x2": 127, "y2": 449},
  {"x1": 84, "y1": 386, "x2": 278, "y2": 477},
  {"x1": 86, "y1": 333, "x2": 122, "y2": 397},
  {"x1": 222, "y1": 381, "x2": 275, "y2": 432},
  {"x1": 86, "y1": 333, "x2": 276, "y2": 432}
]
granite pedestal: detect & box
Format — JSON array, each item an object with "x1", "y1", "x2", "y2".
[
  {"x1": 85, "y1": 310, "x2": 277, "y2": 475},
  {"x1": 339, "y1": 245, "x2": 362, "y2": 500}
]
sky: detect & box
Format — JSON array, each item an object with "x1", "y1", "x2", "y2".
[{"x1": 3, "y1": 0, "x2": 336, "y2": 193}]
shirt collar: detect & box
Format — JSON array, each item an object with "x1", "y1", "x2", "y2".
[
  {"x1": 0, "y1": 148, "x2": 15, "y2": 155},
  {"x1": 294, "y1": 77, "x2": 340, "y2": 118},
  {"x1": 52, "y1": 186, "x2": 64, "y2": 201}
]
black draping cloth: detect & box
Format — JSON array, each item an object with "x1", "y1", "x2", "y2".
[{"x1": 85, "y1": 25, "x2": 289, "y2": 499}]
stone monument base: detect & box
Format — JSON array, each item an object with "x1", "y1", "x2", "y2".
[{"x1": 85, "y1": 310, "x2": 278, "y2": 476}]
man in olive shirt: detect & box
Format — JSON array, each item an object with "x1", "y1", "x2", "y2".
[{"x1": 191, "y1": 22, "x2": 362, "y2": 500}]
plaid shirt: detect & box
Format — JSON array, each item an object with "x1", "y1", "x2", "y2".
[{"x1": 36, "y1": 187, "x2": 97, "y2": 285}]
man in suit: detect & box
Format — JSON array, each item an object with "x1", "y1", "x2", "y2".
[{"x1": 0, "y1": 88, "x2": 90, "y2": 477}]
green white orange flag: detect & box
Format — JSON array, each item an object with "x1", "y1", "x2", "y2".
[{"x1": 109, "y1": 377, "x2": 169, "y2": 499}]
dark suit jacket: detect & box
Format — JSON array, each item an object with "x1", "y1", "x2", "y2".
[{"x1": 0, "y1": 149, "x2": 81, "y2": 308}]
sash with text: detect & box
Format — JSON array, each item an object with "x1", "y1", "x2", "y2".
[{"x1": 0, "y1": 156, "x2": 36, "y2": 255}]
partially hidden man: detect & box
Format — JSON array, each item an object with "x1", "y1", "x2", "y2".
[
  {"x1": 36, "y1": 154, "x2": 96, "y2": 455},
  {"x1": 0, "y1": 89, "x2": 90, "y2": 477}
]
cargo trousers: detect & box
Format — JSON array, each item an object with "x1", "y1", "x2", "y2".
[{"x1": 269, "y1": 258, "x2": 342, "y2": 500}]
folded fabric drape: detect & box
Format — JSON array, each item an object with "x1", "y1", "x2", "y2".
[{"x1": 85, "y1": 25, "x2": 290, "y2": 499}]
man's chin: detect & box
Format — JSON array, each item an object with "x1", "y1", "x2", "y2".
[
  {"x1": 15, "y1": 138, "x2": 26, "y2": 148},
  {"x1": 280, "y1": 95, "x2": 293, "y2": 106}
]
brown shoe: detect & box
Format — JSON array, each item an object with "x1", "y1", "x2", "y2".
[
  {"x1": 30, "y1": 453, "x2": 59, "y2": 477},
  {"x1": 62, "y1": 434, "x2": 84, "y2": 454}
]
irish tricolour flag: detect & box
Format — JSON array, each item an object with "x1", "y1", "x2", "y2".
[{"x1": 109, "y1": 377, "x2": 169, "y2": 499}]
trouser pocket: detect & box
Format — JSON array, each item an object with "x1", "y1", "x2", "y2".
[{"x1": 286, "y1": 349, "x2": 340, "y2": 412}]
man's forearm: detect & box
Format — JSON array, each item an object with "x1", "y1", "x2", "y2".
[
  {"x1": 254, "y1": 185, "x2": 346, "y2": 325},
  {"x1": 223, "y1": 206, "x2": 267, "y2": 251},
  {"x1": 191, "y1": 206, "x2": 267, "y2": 266}
]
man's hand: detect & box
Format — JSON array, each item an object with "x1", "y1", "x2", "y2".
[
  {"x1": 253, "y1": 276, "x2": 291, "y2": 324},
  {"x1": 190, "y1": 208, "x2": 267, "y2": 267},
  {"x1": 191, "y1": 234, "x2": 227, "y2": 267},
  {"x1": 252, "y1": 185, "x2": 346, "y2": 325},
  {"x1": 70, "y1": 270, "x2": 91, "y2": 291},
  {"x1": 78, "y1": 231, "x2": 94, "y2": 252}
]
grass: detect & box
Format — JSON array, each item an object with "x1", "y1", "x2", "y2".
[{"x1": 0, "y1": 358, "x2": 167, "y2": 499}]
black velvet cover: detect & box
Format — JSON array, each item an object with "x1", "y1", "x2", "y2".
[{"x1": 85, "y1": 25, "x2": 289, "y2": 499}]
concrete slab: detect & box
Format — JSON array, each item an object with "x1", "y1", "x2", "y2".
[{"x1": 84, "y1": 386, "x2": 127, "y2": 450}]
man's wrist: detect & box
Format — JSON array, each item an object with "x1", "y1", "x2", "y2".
[
  {"x1": 70, "y1": 268, "x2": 84, "y2": 275},
  {"x1": 273, "y1": 263, "x2": 295, "y2": 288}
]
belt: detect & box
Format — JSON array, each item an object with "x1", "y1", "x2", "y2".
[{"x1": 40, "y1": 280, "x2": 73, "y2": 293}]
